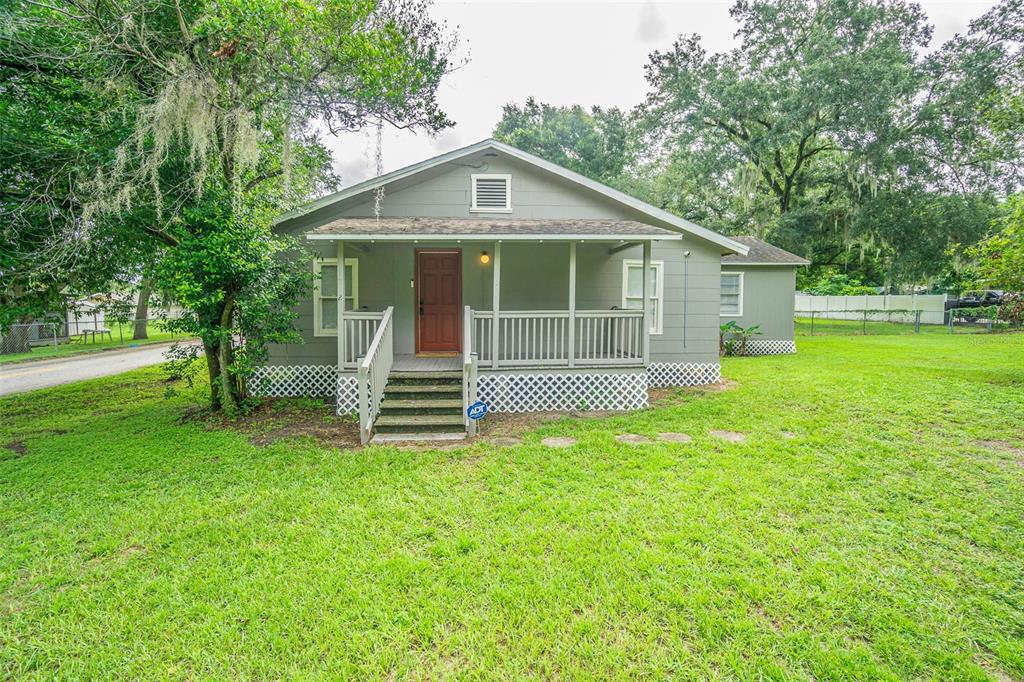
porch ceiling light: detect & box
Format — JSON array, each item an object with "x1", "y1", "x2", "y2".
[{"x1": 480, "y1": 251, "x2": 491, "y2": 265}]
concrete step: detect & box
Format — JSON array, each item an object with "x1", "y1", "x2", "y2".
[
  {"x1": 371, "y1": 432, "x2": 467, "y2": 444},
  {"x1": 380, "y1": 398, "x2": 463, "y2": 410},
  {"x1": 375, "y1": 414, "x2": 465, "y2": 428},
  {"x1": 385, "y1": 383, "x2": 461, "y2": 394}
]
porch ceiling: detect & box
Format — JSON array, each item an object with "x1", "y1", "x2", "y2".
[{"x1": 305, "y1": 217, "x2": 682, "y2": 241}]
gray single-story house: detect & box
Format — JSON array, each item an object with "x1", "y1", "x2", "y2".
[
  {"x1": 720, "y1": 236, "x2": 810, "y2": 355},
  {"x1": 261, "y1": 139, "x2": 798, "y2": 442}
]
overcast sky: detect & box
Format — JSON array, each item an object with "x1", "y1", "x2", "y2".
[{"x1": 325, "y1": 0, "x2": 997, "y2": 186}]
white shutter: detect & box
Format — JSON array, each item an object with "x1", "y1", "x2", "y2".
[{"x1": 471, "y1": 174, "x2": 511, "y2": 212}]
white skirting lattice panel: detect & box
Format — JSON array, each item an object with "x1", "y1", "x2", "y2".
[
  {"x1": 249, "y1": 365, "x2": 337, "y2": 398},
  {"x1": 646, "y1": 362, "x2": 722, "y2": 388},
  {"x1": 336, "y1": 376, "x2": 358, "y2": 416},
  {"x1": 744, "y1": 339, "x2": 797, "y2": 356},
  {"x1": 478, "y1": 372, "x2": 649, "y2": 413}
]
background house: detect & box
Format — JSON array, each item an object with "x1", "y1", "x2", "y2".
[{"x1": 720, "y1": 236, "x2": 809, "y2": 355}]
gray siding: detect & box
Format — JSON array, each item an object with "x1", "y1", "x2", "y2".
[
  {"x1": 270, "y1": 150, "x2": 727, "y2": 365},
  {"x1": 720, "y1": 265, "x2": 797, "y2": 341}
]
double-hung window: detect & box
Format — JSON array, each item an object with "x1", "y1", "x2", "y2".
[
  {"x1": 720, "y1": 272, "x2": 743, "y2": 316},
  {"x1": 313, "y1": 258, "x2": 359, "y2": 336},
  {"x1": 622, "y1": 260, "x2": 664, "y2": 335}
]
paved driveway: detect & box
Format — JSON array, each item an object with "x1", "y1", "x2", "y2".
[{"x1": 0, "y1": 342, "x2": 196, "y2": 396}]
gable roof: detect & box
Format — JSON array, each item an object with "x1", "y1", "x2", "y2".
[
  {"x1": 721, "y1": 236, "x2": 810, "y2": 266},
  {"x1": 276, "y1": 138, "x2": 748, "y2": 255}
]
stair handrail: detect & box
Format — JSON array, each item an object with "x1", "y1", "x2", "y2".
[
  {"x1": 358, "y1": 306, "x2": 394, "y2": 444},
  {"x1": 462, "y1": 305, "x2": 478, "y2": 437}
]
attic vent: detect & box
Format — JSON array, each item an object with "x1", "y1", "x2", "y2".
[{"x1": 471, "y1": 174, "x2": 511, "y2": 212}]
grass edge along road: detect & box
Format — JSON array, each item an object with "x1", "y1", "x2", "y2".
[{"x1": 1, "y1": 334, "x2": 1022, "y2": 679}]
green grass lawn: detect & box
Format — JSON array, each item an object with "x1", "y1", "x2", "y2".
[
  {"x1": 2, "y1": 335, "x2": 1022, "y2": 679},
  {"x1": 0, "y1": 322, "x2": 186, "y2": 365}
]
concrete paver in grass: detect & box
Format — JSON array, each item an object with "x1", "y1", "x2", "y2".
[
  {"x1": 615, "y1": 434, "x2": 654, "y2": 445},
  {"x1": 541, "y1": 437, "x2": 576, "y2": 448},
  {"x1": 490, "y1": 437, "x2": 522, "y2": 447},
  {"x1": 658, "y1": 432, "x2": 693, "y2": 444},
  {"x1": 709, "y1": 430, "x2": 747, "y2": 442}
]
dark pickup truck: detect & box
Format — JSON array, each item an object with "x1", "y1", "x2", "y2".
[{"x1": 944, "y1": 290, "x2": 1005, "y2": 310}]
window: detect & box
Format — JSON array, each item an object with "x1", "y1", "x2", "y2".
[
  {"x1": 470, "y1": 174, "x2": 512, "y2": 212},
  {"x1": 313, "y1": 257, "x2": 359, "y2": 336},
  {"x1": 622, "y1": 260, "x2": 664, "y2": 334},
  {"x1": 720, "y1": 272, "x2": 743, "y2": 316}
]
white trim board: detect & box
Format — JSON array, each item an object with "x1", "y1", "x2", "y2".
[{"x1": 278, "y1": 138, "x2": 748, "y2": 256}]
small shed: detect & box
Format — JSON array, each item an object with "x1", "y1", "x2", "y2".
[{"x1": 720, "y1": 236, "x2": 809, "y2": 354}]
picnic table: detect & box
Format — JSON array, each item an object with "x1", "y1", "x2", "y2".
[{"x1": 74, "y1": 328, "x2": 114, "y2": 344}]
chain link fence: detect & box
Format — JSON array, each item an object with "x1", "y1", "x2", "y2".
[
  {"x1": 797, "y1": 306, "x2": 1021, "y2": 336},
  {"x1": 0, "y1": 317, "x2": 185, "y2": 357}
]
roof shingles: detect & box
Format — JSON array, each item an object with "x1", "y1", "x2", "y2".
[
  {"x1": 721, "y1": 236, "x2": 809, "y2": 265},
  {"x1": 306, "y1": 217, "x2": 681, "y2": 239}
]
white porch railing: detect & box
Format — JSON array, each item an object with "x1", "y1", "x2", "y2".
[
  {"x1": 342, "y1": 311, "x2": 385, "y2": 368},
  {"x1": 462, "y1": 306, "x2": 478, "y2": 437},
  {"x1": 357, "y1": 306, "x2": 394, "y2": 444},
  {"x1": 471, "y1": 309, "x2": 645, "y2": 368}
]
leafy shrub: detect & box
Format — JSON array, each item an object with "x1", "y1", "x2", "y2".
[{"x1": 805, "y1": 273, "x2": 878, "y2": 296}]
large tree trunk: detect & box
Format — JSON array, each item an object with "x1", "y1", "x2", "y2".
[
  {"x1": 133, "y1": 279, "x2": 152, "y2": 340},
  {"x1": 201, "y1": 293, "x2": 241, "y2": 415}
]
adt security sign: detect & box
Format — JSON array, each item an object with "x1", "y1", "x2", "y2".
[{"x1": 467, "y1": 401, "x2": 488, "y2": 421}]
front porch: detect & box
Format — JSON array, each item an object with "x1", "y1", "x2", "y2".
[{"x1": 316, "y1": 222, "x2": 668, "y2": 442}]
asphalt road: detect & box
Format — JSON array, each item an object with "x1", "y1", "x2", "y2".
[{"x1": 0, "y1": 342, "x2": 193, "y2": 396}]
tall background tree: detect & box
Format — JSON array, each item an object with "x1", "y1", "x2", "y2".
[
  {"x1": 1, "y1": 0, "x2": 458, "y2": 413},
  {"x1": 495, "y1": 0, "x2": 1022, "y2": 291}
]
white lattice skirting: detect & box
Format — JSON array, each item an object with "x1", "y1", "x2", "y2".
[
  {"x1": 249, "y1": 365, "x2": 337, "y2": 398},
  {"x1": 336, "y1": 376, "x2": 358, "y2": 416},
  {"x1": 478, "y1": 372, "x2": 649, "y2": 412},
  {"x1": 744, "y1": 339, "x2": 797, "y2": 356},
  {"x1": 647, "y1": 362, "x2": 722, "y2": 388}
]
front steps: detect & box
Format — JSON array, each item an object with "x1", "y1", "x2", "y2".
[{"x1": 371, "y1": 370, "x2": 466, "y2": 442}]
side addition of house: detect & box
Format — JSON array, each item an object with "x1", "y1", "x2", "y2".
[{"x1": 262, "y1": 139, "x2": 770, "y2": 442}]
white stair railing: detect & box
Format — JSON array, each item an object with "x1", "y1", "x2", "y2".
[
  {"x1": 342, "y1": 311, "x2": 385, "y2": 368},
  {"x1": 462, "y1": 306, "x2": 478, "y2": 437},
  {"x1": 357, "y1": 306, "x2": 394, "y2": 444}
]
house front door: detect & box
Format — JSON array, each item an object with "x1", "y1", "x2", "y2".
[{"x1": 415, "y1": 249, "x2": 461, "y2": 354}]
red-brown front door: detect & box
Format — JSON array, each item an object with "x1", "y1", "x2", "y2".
[{"x1": 415, "y1": 250, "x2": 462, "y2": 353}]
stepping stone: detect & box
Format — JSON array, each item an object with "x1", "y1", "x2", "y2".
[
  {"x1": 490, "y1": 437, "x2": 522, "y2": 447},
  {"x1": 658, "y1": 432, "x2": 693, "y2": 444},
  {"x1": 709, "y1": 430, "x2": 746, "y2": 443},
  {"x1": 615, "y1": 434, "x2": 653, "y2": 445},
  {"x1": 541, "y1": 437, "x2": 576, "y2": 448},
  {"x1": 781, "y1": 431, "x2": 797, "y2": 440}
]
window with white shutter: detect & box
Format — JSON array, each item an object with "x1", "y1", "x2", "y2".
[{"x1": 471, "y1": 174, "x2": 511, "y2": 212}]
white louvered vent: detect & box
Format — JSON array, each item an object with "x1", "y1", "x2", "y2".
[{"x1": 471, "y1": 174, "x2": 511, "y2": 212}]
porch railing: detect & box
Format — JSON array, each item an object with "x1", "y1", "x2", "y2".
[
  {"x1": 462, "y1": 306, "x2": 478, "y2": 437},
  {"x1": 342, "y1": 311, "x2": 385, "y2": 369},
  {"x1": 357, "y1": 306, "x2": 394, "y2": 443},
  {"x1": 471, "y1": 309, "x2": 646, "y2": 368}
]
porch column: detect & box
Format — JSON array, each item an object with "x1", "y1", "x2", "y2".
[
  {"x1": 642, "y1": 240, "x2": 652, "y2": 365},
  {"x1": 491, "y1": 241, "x2": 501, "y2": 369},
  {"x1": 336, "y1": 240, "x2": 346, "y2": 372},
  {"x1": 567, "y1": 241, "x2": 577, "y2": 368}
]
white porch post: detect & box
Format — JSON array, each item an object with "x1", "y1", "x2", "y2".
[
  {"x1": 568, "y1": 241, "x2": 577, "y2": 368},
  {"x1": 642, "y1": 240, "x2": 652, "y2": 365},
  {"x1": 491, "y1": 241, "x2": 501, "y2": 369},
  {"x1": 336, "y1": 240, "x2": 346, "y2": 371}
]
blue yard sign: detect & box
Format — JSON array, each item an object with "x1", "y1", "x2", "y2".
[{"x1": 467, "y1": 401, "x2": 488, "y2": 421}]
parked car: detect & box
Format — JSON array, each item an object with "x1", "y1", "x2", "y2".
[{"x1": 945, "y1": 290, "x2": 1004, "y2": 310}]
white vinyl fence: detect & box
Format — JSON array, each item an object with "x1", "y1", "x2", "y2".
[{"x1": 795, "y1": 294, "x2": 948, "y2": 325}]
